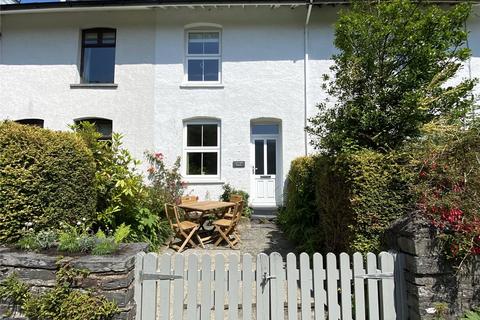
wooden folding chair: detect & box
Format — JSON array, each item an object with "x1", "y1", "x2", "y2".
[
  {"x1": 181, "y1": 195, "x2": 198, "y2": 203},
  {"x1": 165, "y1": 204, "x2": 204, "y2": 253},
  {"x1": 213, "y1": 201, "x2": 243, "y2": 248},
  {"x1": 224, "y1": 194, "x2": 243, "y2": 219},
  {"x1": 180, "y1": 195, "x2": 202, "y2": 219},
  {"x1": 230, "y1": 194, "x2": 243, "y2": 203}
]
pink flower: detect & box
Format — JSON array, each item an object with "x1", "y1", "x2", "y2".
[
  {"x1": 154, "y1": 152, "x2": 164, "y2": 161},
  {"x1": 147, "y1": 166, "x2": 155, "y2": 174},
  {"x1": 181, "y1": 181, "x2": 188, "y2": 188}
]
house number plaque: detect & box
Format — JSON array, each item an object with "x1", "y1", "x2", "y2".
[{"x1": 232, "y1": 161, "x2": 245, "y2": 168}]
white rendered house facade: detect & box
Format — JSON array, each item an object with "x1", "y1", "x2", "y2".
[{"x1": 1, "y1": 1, "x2": 479, "y2": 210}]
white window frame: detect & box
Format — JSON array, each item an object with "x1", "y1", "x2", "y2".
[
  {"x1": 184, "y1": 29, "x2": 222, "y2": 85},
  {"x1": 183, "y1": 120, "x2": 221, "y2": 181}
]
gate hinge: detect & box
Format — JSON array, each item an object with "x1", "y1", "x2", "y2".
[
  {"x1": 263, "y1": 272, "x2": 276, "y2": 281},
  {"x1": 355, "y1": 272, "x2": 394, "y2": 280},
  {"x1": 140, "y1": 271, "x2": 183, "y2": 281}
]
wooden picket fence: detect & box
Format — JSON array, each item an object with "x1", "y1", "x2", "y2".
[{"x1": 134, "y1": 251, "x2": 404, "y2": 320}]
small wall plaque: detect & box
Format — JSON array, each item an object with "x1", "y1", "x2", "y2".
[{"x1": 232, "y1": 161, "x2": 245, "y2": 168}]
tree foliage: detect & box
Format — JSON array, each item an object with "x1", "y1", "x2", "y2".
[{"x1": 307, "y1": 0, "x2": 475, "y2": 153}]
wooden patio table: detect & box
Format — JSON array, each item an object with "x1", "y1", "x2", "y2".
[
  {"x1": 178, "y1": 200, "x2": 235, "y2": 219},
  {"x1": 178, "y1": 201, "x2": 236, "y2": 241}
]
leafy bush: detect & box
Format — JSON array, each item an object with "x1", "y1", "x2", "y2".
[
  {"x1": 461, "y1": 308, "x2": 480, "y2": 320},
  {"x1": 279, "y1": 151, "x2": 413, "y2": 254},
  {"x1": 57, "y1": 223, "x2": 131, "y2": 255},
  {"x1": 0, "y1": 265, "x2": 119, "y2": 320},
  {"x1": 73, "y1": 123, "x2": 172, "y2": 249},
  {"x1": 410, "y1": 121, "x2": 480, "y2": 260},
  {"x1": 145, "y1": 152, "x2": 184, "y2": 211},
  {"x1": 219, "y1": 183, "x2": 252, "y2": 217},
  {"x1": 0, "y1": 121, "x2": 96, "y2": 243},
  {"x1": 278, "y1": 156, "x2": 320, "y2": 252},
  {"x1": 17, "y1": 227, "x2": 56, "y2": 252},
  {"x1": 0, "y1": 273, "x2": 29, "y2": 317},
  {"x1": 335, "y1": 150, "x2": 414, "y2": 253}
]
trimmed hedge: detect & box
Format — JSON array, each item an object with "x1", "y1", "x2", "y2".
[
  {"x1": 0, "y1": 121, "x2": 96, "y2": 243},
  {"x1": 279, "y1": 150, "x2": 413, "y2": 254}
]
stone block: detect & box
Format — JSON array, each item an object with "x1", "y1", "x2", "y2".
[
  {"x1": 0, "y1": 250, "x2": 58, "y2": 270},
  {"x1": 0, "y1": 243, "x2": 148, "y2": 320},
  {"x1": 101, "y1": 282, "x2": 135, "y2": 308}
]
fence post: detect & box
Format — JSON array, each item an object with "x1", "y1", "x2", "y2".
[
  {"x1": 134, "y1": 252, "x2": 145, "y2": 320},
  {"x1": 391, "y1": 251, "x2": 408, "y2": 320}
]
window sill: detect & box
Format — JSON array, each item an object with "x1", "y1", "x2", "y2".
[
  {"x1": 185, "y1": 179, "x2": 225, "y2": 185},
  {"x1": 180, "y1": 83, "x2": 224, "y2": 89},
  {"x1": 70, "y1": 83, "x2": 118, "y2": 89}
]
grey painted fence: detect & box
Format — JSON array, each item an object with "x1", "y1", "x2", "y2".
[{"x1": 134, "y1": 251, "x2": 401, "y2": 320}]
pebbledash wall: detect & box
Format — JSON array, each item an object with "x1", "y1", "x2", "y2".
[{"x1": 1, "y1": 5, "x2": 480, "y2": 206}]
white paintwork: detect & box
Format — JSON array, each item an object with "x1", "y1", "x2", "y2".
[
  {"x1": 134, "y1": 251, "x2": 400, "y2": 320},
  {"x1": 1, "y1": 5, "x2": 480, "y2": 208},
  {"x1": 251, "y1": 135, "x2": 278, "y2": 206}
]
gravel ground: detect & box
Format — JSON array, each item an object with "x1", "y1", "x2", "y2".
[{"x1": 160, "y1": 218, "x2": 297, "y2": 258}]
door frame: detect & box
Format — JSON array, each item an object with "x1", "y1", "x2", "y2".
[{"x1": 250, "y1": 133, "x2": 282, "y2": 208}]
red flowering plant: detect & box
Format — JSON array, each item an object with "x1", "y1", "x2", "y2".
[
  {"x1": 411, "y1": 121, "x2": 480, "y2": 262},
  {"x1": 144, "y1": 152, "x2": 186, "y2": 215}
]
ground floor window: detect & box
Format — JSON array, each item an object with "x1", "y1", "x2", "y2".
[
  {"x1": 74, "y1": 118, "x2": 112, "y2": 141},
  {"x1": 184, "y1": 121, "x2": 220, "y2": 177},
  {"x1": 15, "y1": 118, "x2": 44, "y2": 128}
]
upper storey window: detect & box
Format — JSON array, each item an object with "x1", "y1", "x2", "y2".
[
  {"x1": 186, "y1": 31, "x2": 221, "y2": 83},
  {"x1": 81, "y1": 28, "x2": 116, "y2": 84}
]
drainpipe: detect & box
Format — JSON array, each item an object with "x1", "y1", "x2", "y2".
[{"x1": 304, "y1": 0, "x2": 312, "y2": 155}]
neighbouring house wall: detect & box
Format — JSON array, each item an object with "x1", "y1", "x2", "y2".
[
  {"x1": 0, "y1": 243, "x2": 147, "y2": 320},
  {"x1": 387, "y1": 213, "x2": 480, "y2": 319},
  {"x1": 0, "y1": 11, "x2": 157, "y2": 163}
]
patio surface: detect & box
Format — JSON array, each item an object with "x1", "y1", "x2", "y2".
[{"x1": 159, "y1": 218, "x2": 297, "y2": 259}]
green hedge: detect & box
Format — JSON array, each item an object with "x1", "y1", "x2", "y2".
[
  {"x1": 279, "y1": 150, "x2": 413, "y2": 254},
  {"x1": 0, "y1": 121, "x2": 96, "y2": 243}
]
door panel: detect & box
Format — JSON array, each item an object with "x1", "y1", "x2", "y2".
[
  {"x1": 255, "y1": 140, "x2": 265, "y2": 175},
  {"x1": 252, "y1": 137, "x2": 277, "y2": 205}
]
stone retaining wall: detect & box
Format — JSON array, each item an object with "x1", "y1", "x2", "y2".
[
  {"x1": 387, "y1": 213, "x2": 480, "y2": 319},
  {"x1": 0, "y1": 243, "x2": 148, "y2": 320}
]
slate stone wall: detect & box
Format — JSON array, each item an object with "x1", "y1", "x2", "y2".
[
  {"x1": 0, "y1": 243, "x2": 148, "y2": 320},
  {"x1": 387, "y1": 213, "x2": 480, "y2": 319}
]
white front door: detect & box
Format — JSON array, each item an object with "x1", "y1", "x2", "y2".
[{"x1": 252, "y1": 137, "x2": 277, "y2": 205}]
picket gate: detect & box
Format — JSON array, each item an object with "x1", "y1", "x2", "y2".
[{"x1": 134, "y1": 251, "x2": 405, "y2": 320}]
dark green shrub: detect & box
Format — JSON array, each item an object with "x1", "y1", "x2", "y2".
[
  {"x1": 219, "y1": 183, "x2": 252, "y2": 217},
  {"x1": 0, "y1": 121, "x2": 96, "y2": 243},
  {"x1": 334, "y1": 150, "x2": 413, "y2": 253},
  {"x1": 278, "y1": 156, "x2": 320, "y2": 252},
  {"x1": 279, "y1": 151, "x2": 413, "y2": 254}
]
